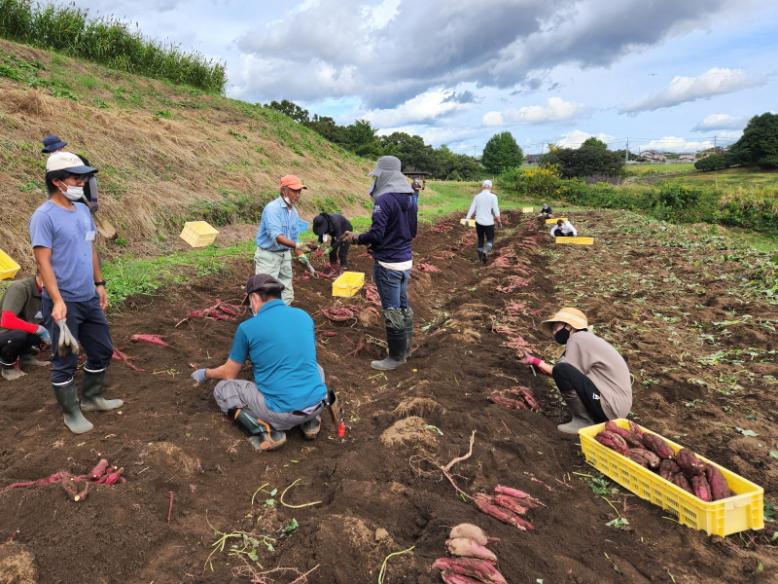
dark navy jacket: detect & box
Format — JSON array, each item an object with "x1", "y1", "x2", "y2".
[
  {"x1": 357, "y1": 192, "x2": 418, "y2": 263},
  {"x1": 312, "y1": 213, "x2": 352, "y2": 242}
]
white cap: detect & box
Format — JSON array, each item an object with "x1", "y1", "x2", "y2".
[
  {"x1": 481, "y1": 179, "x2": 493, "y2": 188},
  {"x1": 46, "y1": 151, "x2": 96, "y2": 174}
]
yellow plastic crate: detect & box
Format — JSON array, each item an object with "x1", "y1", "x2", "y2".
[
  {"x1": 545, "y1": 217, "x2": 568, "y2": 224},
  {"x1": 332, "y1": 271, "x2": 365, "y2": 297},
  {"x1": 579, "y1": 419, "x2": 764, "y2": 536},
  {"x1": 459, "y1": 218, "x2": 476, "y2": 227},
  {"x1": 521, "y1": 207, "x2": 534, "y2": 213},
  {"x1": 555, "y1": 236, "x2": 594, "y2": 245},
  {"x1": 180, "y1": 221, "x2": 219, "y2": 248},
  {"x1": 0, "y1": 249, "x2": 21, "y2": 280}
]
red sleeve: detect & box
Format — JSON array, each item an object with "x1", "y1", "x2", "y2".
[{"x1": 0, "y1": 311, "x2": 38, "y2": 334}]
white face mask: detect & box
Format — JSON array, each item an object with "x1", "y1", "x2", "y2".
[
  {"x1": 62, "y1": 185, "x2": 84, "y2": 201},
  {"x1": 322, "y1": 234, "x2": 331, "y2": 244}
]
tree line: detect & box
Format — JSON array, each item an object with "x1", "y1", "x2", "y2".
[{"x1": 695, "y1": 113, "x2": 778, "y2": 171}]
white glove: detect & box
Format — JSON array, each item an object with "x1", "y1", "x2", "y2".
[{"x1": 56, "y1": 320, "x2": 80, "y2": 356}]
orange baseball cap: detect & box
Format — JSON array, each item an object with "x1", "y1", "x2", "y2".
[{"x1": 280, "y1": 175, "x2": 307, "y2": 190}]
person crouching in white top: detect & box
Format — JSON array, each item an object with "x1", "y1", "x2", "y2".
[
  {"x1": 550, "y1": 218, "x2": 577, "y2": 238},
  {"x1": 465, "y1": 180, "x2": 502, "y2": 264}
]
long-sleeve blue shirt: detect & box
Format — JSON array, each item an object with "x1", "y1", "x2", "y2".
[
  {"x1": 256, "y1": 197, "x2": 300, "y2": 251},
  {"x1": 357, "y1": 192, "x2": 417, "y2": 263}
]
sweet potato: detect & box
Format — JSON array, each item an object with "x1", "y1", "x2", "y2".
[
  {"x1": 691, "y1": 475, "x2": 712, "y2": 502},
  {"x1": 595, "y1": 430, "x2": 629, "y2": 454},
  {"x1": 445, "y1": 538, "x2": 497, "y2": 563},
  {"x1": 432, "y1": 557, "x2": 508, "y2": 584},
  {"x1": 440, "y1": 572, "x2": 483, "y2": 584},
  {"x1": 671, "y1": 473, "x2": 693, "y2": 494},
  {"x1": 89, "y1": 458, "x2": 109, "y2": 480},
  {"x1": 704, "y1": 464, "x2": 732, "y2": 501},
  {"x1": 449, "y1": 524, "x2": 490, "y2": 546},
  {"x1": 659, "y1": 459, "x2": 681, "y2": 481},
  {"x1": 628, "y1": 421, "x2": 644, "y2": 439},
  {"x1": 493, "y1": 484, "x2": 545, "y2": 508},
  {"x1": 493, "y1": 494, "x2": 528, "y2": 516},
  {"x1": 473, "y1": 493, "x2": 534, "y2": 531},
  {"x1": 641, "y1": 434, "x2": 674, "y2": 459},
  {"x1": 625, "y1": 448, "x2": 660, "y2": 469},
  {"x1": 676, "y1": 448, "x2": 704, "y2": 477},
  {"x1": 605, "y1": 421, "x2": 643, "y2": 448}
]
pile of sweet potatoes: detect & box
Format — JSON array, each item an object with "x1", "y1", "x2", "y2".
[
  {"x1": 433, "y1": 523, "x2": 508, "y2": 584},
  {"x1": 595, "y1": 421, "x2": 732, "y2": 502},
  {"x1": 471, "y1": 485, "x2": 544, "y2": 531}
]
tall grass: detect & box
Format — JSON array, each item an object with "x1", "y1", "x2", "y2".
[{"x1": 0, "y1": 0, "x2": 225, "y2": 92}]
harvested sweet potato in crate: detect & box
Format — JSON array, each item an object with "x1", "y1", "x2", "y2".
[{"x1": 579, "y1": 419, "x2": 763, "y2": 536}]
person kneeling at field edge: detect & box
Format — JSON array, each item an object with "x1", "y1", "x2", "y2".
[
  {"x1": 518, "y1": 307, "x2": 631, "y2": 434},
  {"x1": 539, "y1": 203, "x2": 553, "y2": 218},
  {"x1": 191, "y1": 274, "x2": 328, "y2": 451},
  {"x1": 0, "y1": 273, "x2": 51, "y2": 381},
  {"x1": 550, "y1": 218, "x2": 576, "y2": 238}
]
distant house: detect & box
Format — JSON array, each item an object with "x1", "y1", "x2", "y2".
[
  {"x1": 640, "y1": 150, "x2": 667, "y2": 163},
  {"x1": 677, "y1": 153, "x2": 696, "y2": 163},
  {"x1": 524, "y1": 154, "x2": 543, "y2": 165}
]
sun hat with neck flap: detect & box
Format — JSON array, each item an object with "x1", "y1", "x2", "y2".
[{"x1": 541, "y1": 307, "x2": 588, "y2": 333}]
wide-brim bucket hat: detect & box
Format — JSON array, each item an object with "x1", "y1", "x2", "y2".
[{"x1": 541, "y1": 307, "x2": 588, "y2": 332}]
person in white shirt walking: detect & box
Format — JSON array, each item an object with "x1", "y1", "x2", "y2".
[
  {"x1": 465, "y1": 179, "x2": 502, "y2": 264},
  {"x1": 550, "y1": 218, "x2": 577, "y2": 238}
]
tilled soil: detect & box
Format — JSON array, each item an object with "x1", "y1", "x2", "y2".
[{"x1": 0, "y1": 210, "x2": 775, "y2": 584}]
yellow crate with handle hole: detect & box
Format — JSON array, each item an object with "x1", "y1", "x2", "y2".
[
  {"x1": 180, "y1": 221, "x2": 219, "y2": 248},
  {"x1": 545, "y1": 217, "x2": 568, "y2": 224},
  {"x1": 521, "y1": 207, "x2": 534, "y2": 213},
  {"x1": 579, "y1": 419, "x2": 764, "y2": 536},
  {"x1": 0, "y1": 249, "x2": 21, "y2": 280},
  {"x1": 459, "y1": 218, "x2": 476, "y2": 227},
  {"x1": 332, "y1": 271, "x2": 365, "y2": 297},
  {"x1": 555, "y1": 236, "x2": 594, "y2": 245}
]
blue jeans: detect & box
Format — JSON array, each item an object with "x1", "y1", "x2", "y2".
[
  {"x1": 373, "y1": 263, "x2": 411, "y2": 310},
  {"x1": 42, "y1": 296, "x2": 113, "y2": 384}
]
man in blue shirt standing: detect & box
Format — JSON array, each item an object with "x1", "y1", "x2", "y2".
[
  {"x1": 29, "y1": 152, "x2": 123, "y2": 434},
  {"x1": 343, "y1": 156, "x2": 418, "y2": 371},
  {"x1": 190, "y1": 274, "x2": 328, "y2": 451},
  {"x1": 254, "y1": 175, "x2": 315, "y2": 305}
]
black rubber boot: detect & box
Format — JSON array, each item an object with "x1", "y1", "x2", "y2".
[
  {"x1": 80, "y1": 369, "x2": 123, "y2": 412},
  {"x1": 53, "y1": 379, "x2": 93, "y2": 434},
  {"x1": 402, "y1": 308, "x2": 414, "y2": 361},
  {"x1": 233, "y1": 409, "x2": 286, "y2": 451},
  {"x1": 371, "y1": 325, "x2": 407, "y2": 371}
]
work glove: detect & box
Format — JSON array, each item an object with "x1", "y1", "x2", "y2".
[
  {"x1": 55, "y1": 320, "x2": 80, "y2": 356},
  {"x1": 298, "y1": 254, "x2": 317, "y2": 276},
  {"x1": 191, "y1": 369, "x2": 208, "y2": 385},
  {"x1": 35, "y1": 325, "x2": 51, "y2": 346}
]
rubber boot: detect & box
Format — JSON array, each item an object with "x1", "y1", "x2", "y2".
[
  {"x1": 301, "y1": 416, "x2": 321, "y2": 440},
  {"x1": 557, "y1": 394, "x2": 594, "y2": 434},
  {"x1": 371, "y1": 326, "x2": 407, "y2": 371},
  {"x1": 234, "y1": 409, "x2": 287, "y2": 452},
  {"x1": 402, "y1": 308, "x2": 414, "y2": 361},
  {"x1": 80, "y1": 369, "x2": 124, "y2": 412},
  {"x1": 477, "y1": 250, "x2": 485, "y2": 263},
  {"x1": 53, "y1": 379, "x2": 93, "y2": 434}
]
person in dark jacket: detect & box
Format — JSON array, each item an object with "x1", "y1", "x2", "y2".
[
  {"x1": 312, "y1": 212, "x2": 353, "y2": 270},
  {"x1": 0, "y1": 274, "x2": 51, "y2": 381},
  {"x1": 343, "y1": 156, "x2": 418, "y2": 371}
]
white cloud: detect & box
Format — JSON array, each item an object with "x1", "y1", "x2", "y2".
[
  {"x1": 555, "y1": 130, "x2": 616, "y2": 148},
  {"x1": 641, "y1": 136, "x2": 712, "y2": 152},
  {"x1": 362, "y1": 88, "x2": 467, "y2": 127},
  {"x1": 483, "y1": 97, "x2": 584, "y2": 126},
  {"x1": 622, "y1": 68, "x2": 762, "y2": 113},
  {"x1": 692, "y1": 113, "x2": 745, "y2": 132},
  {"x1": 375, "y1": 124, "x2": 482, "y2": 148}
]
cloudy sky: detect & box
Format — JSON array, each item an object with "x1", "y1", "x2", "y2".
[{"x1": 59, "y1": 0, "x2": 777, "y2": 154}]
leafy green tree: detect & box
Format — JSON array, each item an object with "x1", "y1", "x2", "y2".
[
  {"x1": 266, "y1": 100, "x2": 310, "y2": 124},
  {"x1": 541, "y1": 140, "x2": 624, "y2": 178},
  {"x1": 345, "y1": 120, "x2": 382, "y2": 157},
  {"x1": 731, "y1": 113, "x2": 778, "y2": 168},
  {"x1": 581, "y1": 137, "x2": 608, "y2": 150},
  {"x1": 482, "y1": 132, "x2": 524, "y2": 174},
  {"x1": 695, "y1": 152, "x2": 735, "y2": 171}
]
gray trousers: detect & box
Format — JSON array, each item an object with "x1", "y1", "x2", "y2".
[
  {"x1": 213, "y1": 379, "x2": 323, "y2": 432},
  {"x1": 254, "y1": 247, "x2": 294, "y2": 305}
]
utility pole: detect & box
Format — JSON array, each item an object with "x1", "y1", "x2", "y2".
[
  {"x1": 625, "y1": 138, "x2": 629, "y2": 162},
  {"x1": 713, "y1": 135, "x2": 718, "y2": 151}
]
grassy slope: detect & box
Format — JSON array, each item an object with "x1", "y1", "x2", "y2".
[{"x1": 0, "y1": 38, "x2": 370, "y2": 272}]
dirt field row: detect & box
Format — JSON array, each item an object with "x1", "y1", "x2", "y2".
[{"x1": 0, "y1": 210, "x2": 775, "y2": 583}]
